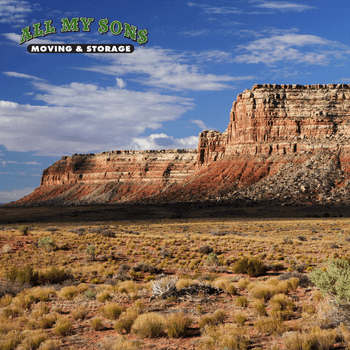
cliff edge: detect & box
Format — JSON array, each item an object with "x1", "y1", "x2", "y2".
[{"x1": 13, "y1": 84, "x2": 350, "y2": 206}]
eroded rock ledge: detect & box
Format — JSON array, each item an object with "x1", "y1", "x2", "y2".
[{"x1": 13, "y1": 84, "x2": 350, "y2": 206}]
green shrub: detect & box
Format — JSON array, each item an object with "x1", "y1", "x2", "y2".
[
  {"x1": 206, "y1": 253, "x2": 219, "y2": 266},
  {"x1": 86, "y1": 245, "x2": 96, "y2": 261},
  {"x1": 233, "y1": 257, "x2": 267, "y2": 277},
  {"x1": 310, "y1": 259, "x2": 350, "y2": 303},
  {"x1": 84, "y1": 290, "x2": 96, "y2": 300},
  {"x1": 38, "y1": 237, "x2": 55, "y2": 252},
  {"x1": 18, "y1": 225, "x2": 29, "y2": 235}
]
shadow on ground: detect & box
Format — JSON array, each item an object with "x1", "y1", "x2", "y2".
[{"x1": 0, "y1": 202, "x2": 347, "y2": 224}]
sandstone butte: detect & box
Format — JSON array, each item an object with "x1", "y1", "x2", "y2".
[{"x1": 12, "y1": 83, "x2": 350, "y2": 206}]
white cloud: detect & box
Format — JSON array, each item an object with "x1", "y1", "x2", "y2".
[
  {"x1": 0, "y1": 187, "x2": 36, "y2": 203},
  {"x1": 115, "y1": 78, "x2": 126, "y2": 89},
  {"x1": 191, "y1": 119, "x2": 207, "y2": 130},
  {"x1": 84, "y1": 47, "x2": 254, "y2": 91},
  {"x1": 203, "y1": 6, "x2": 242, "y2": 15},
  {"x1": 180, "y1": 29, "x2": 212, "y2": 37},
  {"x1": 0, "y1": 80, "x2": 195, "y2": 156},
  {"x1": 235, "y1": 34, "x2": 346, "y2": 65},
  {"x1": 1, "y1": 160, "x2": 42, "y2": 166},
  {"x1": 0, "y1": 0, "x2": 32, "y2": 24},
  {"x1": 0, "y1": 46, "x2": 255, "y2": 157},
  {"x1": 254, "y1": 1, "x2": 316, "y2": 12},
  {"x1": 130, "y1": 133, "x2": 198, "y2": 150},
  {"x1": 2, "y1": 160, "x2": 17, "y2": 166},
  {"x1": 237, "y1": 27, "x2": 299, "y2": 38},
  {"x1": 4, "y1": 32, "x2": 67, "y2": 45},
  {"x1": 3, "y1": 71, "x2": 44, "y2": 80},
  {"x1": 188, "y1": 1, "x2": 313, "y2": 16},
  {"x1": 187, "y1": 3, "x2": 242, "y2": 14},
  {"x1": 24, "y1": 161, "x2": 41, "y2": 165}
]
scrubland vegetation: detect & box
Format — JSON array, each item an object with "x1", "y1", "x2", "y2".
[{"x1": 1, "y1": 217, "x2": 350, "y2": 349}]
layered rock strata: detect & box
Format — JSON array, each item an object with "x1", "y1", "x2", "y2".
[{"x1": 14, "y1": 84, "x2": 350, "y2": 206}]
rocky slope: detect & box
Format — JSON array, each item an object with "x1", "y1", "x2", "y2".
[{"x1": 13, "y1": 83, "x2": 350, "y2": 206}]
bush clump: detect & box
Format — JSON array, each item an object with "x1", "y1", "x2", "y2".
[
  {"x1": 283, "y1": 327, "x2": 338, "y2": 350},
  {"x1": 114, "y1": 309, "x2": 140, "y2": 334},
  {"x1": 310, "y1": 259, "x2": 350, "y2": 303},
  {"x1": 165, "y1": 312, "x2": 192, "y2": 338},
  {"x1": 6, "y1": 265, "x2": 39, "y2": 286},
  {"x1": 198, "y1": 310, "x2": 226, "y2": 328},
  {"x1": 6, "y1": 266, "x2": 71, "y2": 287},
  {"x1": 233, "y1": 257, "x2": 267, "y2": 277},
  {"x1": 18, "y1": 225, "x2": 29, "y2": 235},
  {"x1": 131, "y1": 312, "x2": 165, "y2": 338},
  {"x1": 100, "y1": 303, "x2": 125, "y2": 320},
  {"x1": 132, "y1": 262, "x2": 160, "y2": 274},
  {"x1": 53, "y1": 320, "x2": 72, "y2": 336},
  {"x1": 38, "y1": 237, "x2": 56, "y2": 252},
  {"x1": 199, "y1": 323, "x2": 250, "y2": 350},
  {"x1": 91, "y1": 317, "x2": 104, "y2": 331},
  {"x1": 39, "y1": 267, "x2": 72, "y2": 285},
  {"x1": 198, "y1": 245, "x2": 213, "y2": 255}
]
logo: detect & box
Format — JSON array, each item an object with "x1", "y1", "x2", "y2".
[{"x1": 19, "y1": 17, "x2": 148, "y2": 53}]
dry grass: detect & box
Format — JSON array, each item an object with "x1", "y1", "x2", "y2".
[
  {"x1": 198, "y1": 324, "x2": 250, "y2": 350},
  {"x1": 100, "y1": 336, "x2": 141, "y2": 350},
  {"x1": 72, "y1": 306, "x2": 89, "y2": 320},
  {"x1": 165, "y1": 312, "x2": 192, "y2": 338},
  {"x1": 100, "y1": 303, "x2": 125, "y2": 320},
  {"x1": 91, "y1": 317, "x2": 104, "y2": 331},
  {"x1": 53, "y1": 319, "x2": 72, "y2": 336},
  {"x1": 175, "y1": 278, "x2": 193, "y2": 290},
  {"x1": 131, "y1": 312, "x2": 165, "y2": 338},
  {"x1": 254, "y1": 316, "x2": 289, "y2": 335},
  {"x1": 114, "y1": 308, "x2": 140, "y2": 334},
  {"x1": 253, "y1": 299, "x2": 267, "y2": 316},
  {"x1": 1, "y1": 217, "x2": 350, "y2": 349},
  {"x1": 283, "y1": 327, "x2": 338, "y2": 350},
  {"x1": 57, "y1": 286, "x2": 78, "y2": 301},
  {"x1": 16, "y1": 330, "x2": 47, "y2": 350},
  {"x1": 97, "y1": 290, "x2": 112, "y2": 302}
]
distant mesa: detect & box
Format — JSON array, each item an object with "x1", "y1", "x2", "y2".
[{"x1": 10, "y1": 84, "x2": 350, "y2": 206}]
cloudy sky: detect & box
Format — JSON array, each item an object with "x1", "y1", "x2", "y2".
[{"x1": 1, "y1": 0, "x2": 350, "y2": 203}]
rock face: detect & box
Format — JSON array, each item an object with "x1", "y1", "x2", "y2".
[{"x1": 14, "y1": 84, "x2": 350, "y2": 206}]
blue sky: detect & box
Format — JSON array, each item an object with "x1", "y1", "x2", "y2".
[{"x1": 1, "y1": 0, "x2": 350, "y2": 203}]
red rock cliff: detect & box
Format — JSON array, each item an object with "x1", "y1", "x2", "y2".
[
  {"x1": 198, "y1": 83, "x2": 350, "y2": 165},
  {"x1": 14, "y1": 84, "x2": 350, "y2": 206}
]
